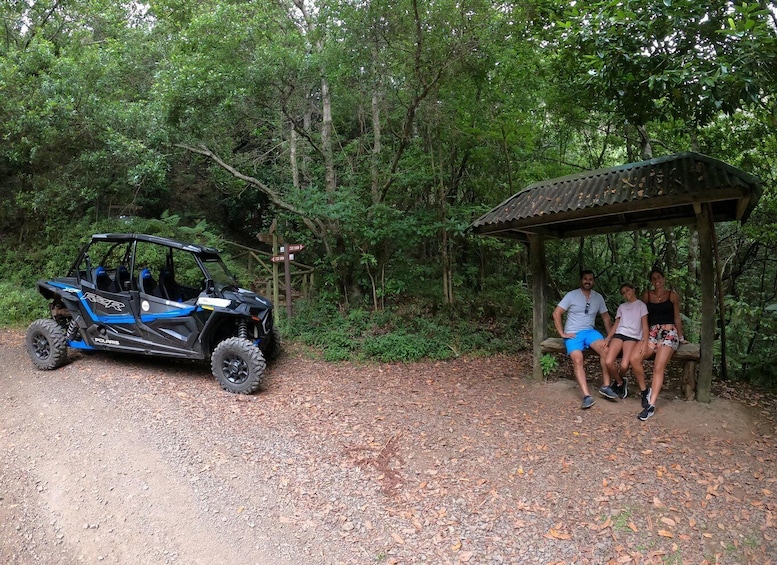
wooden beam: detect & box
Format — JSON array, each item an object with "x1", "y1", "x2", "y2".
[
  {"x1": 541, "y1": 338, "x2": 700, "y2": 361},
  {"x1": 697, "y1": 204, "x2": 715, "y2": 402},
  {"x1": 529, "y1": 235, "x2": 547, "y2": 381},
  {"x1": 736, "y1": 195, "x2": 751, "y2": 220}
]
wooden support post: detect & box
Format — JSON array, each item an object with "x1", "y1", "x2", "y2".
[
  {"x1": 272, "y1": 231, "x2": 280, "y2": 323},
  {"x1": 529, "y1": 235, "x2": 547, "y2": 380},
  {"x1": 284, "y1": 244, "x2": 293, "y2": 320},
  {"x1": 682, "y1": 361, "x2": 697, "y2": 401},
  {"x1": 697, "y1": 204, "x2": 715, "y2": 402}
]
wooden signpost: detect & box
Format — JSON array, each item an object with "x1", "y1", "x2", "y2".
[
  {"x1": 259, "y1": 221, "x2": 306, "y2": 321},
  {"x1": 271, "y1": 243, "x2": 305, "y2": 320}
]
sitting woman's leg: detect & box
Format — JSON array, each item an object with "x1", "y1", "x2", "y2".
[
  {"x1": 604, "y1": 339, "x2": 623, "y2": 386},
  {"x1": 630, "y1": 343, "x2": 652, "y2": 394},
  {"x1": 619, "y1": 341, "x2": 637, "y2": 379},
  {"x1": 649, "y1": 345, "x2": 675, "y2": 407}
]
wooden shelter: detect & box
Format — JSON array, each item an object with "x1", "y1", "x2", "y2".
[{"x1": 471, "y1": 152, "x2": 763, "y2": 401}]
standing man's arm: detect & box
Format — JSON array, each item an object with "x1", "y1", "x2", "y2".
[{"x1": 553, "y1": 306, "x2": 572, "y2": 339}]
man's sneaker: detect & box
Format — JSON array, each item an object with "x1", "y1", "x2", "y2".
[
  {"x1": 598, "y1": 385, "x2": 618, "y2": 400},
  {"x1": 617, "y1": 377, "x2": 628, "y2": 399},
  {"x1": 581, "y1": 395, "x2": 595, "y2": 409},
  {"x1": 641, "y1": 387, "x2": 652, "y2": 409},
  {"x1": 638, "y1": 405, "x2": 655, "y2": 421}
]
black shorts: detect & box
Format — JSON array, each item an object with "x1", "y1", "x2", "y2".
[{"x1": 614, "y1": 333, "x2": 639, "y2": 342}]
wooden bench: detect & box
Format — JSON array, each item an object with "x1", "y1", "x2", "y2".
[{"x1": 540, "y1": 337, "x2": 701, "y2": 400}]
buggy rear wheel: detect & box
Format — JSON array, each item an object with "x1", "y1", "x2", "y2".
[
  {"x1": 211, "y1": 337, "x2": 266, "y2": 394},
  {"x1": 26, "y1": 318, "x2": 69, "y2": 370}
]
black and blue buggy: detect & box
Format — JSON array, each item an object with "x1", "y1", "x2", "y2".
[{"x1": 25, "y1": 233, "x2": 280, "y2": 394}]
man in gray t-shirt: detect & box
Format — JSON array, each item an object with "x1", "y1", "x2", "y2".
[{"x1": 552, "y1": 270, "x2": 612, "y2": 409}]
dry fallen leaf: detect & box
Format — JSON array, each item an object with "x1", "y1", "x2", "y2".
[
  {"x1": 658, "y1": 530, "x2": 674, "y2": 538},
  {"x1": 660, "y1": 517, "x2": 676, "y2": 527},
  {"x1": 545, "y1": 528, "x2": 572, "y2": 540}
]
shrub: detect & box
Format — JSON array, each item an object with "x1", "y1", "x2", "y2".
[
  {"x1": 286, "y1": 297, "x2": 529, "y2": 363},
  {"x1": 362, "y1": 331, "x2": 455, "y2": 362},
  {"x1": 0, "y1": 283, "x2": 48, "y2": 326}
]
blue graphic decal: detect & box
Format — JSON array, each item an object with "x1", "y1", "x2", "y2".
[
  {"x1": 141, "y1": 306, "x2": 197, "y2": 322},
  {"x1": 50, "y1": 282, "x2": 131, "y2": 323}
]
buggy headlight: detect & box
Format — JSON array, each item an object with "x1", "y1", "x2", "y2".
[{"x1": 197, "y1": 297, "x2": 231, "y2": 308}]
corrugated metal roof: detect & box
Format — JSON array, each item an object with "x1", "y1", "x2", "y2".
[{"x1": 471, "y1": 152, "x2": 763, "y2": 240}]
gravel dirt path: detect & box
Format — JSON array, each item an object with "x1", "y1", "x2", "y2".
[{"x1": 1, "y1": 329, "x2": 776, "y2": 564}]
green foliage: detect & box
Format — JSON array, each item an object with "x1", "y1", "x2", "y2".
[
  {"x1": 0, "y1": 1, "x2": 168, "y2": 237},
  {"x1": 723, "y1": 297, "x2": 777, "y2": 385},
  {"x1": 540, "y1": 354, "x2": 559, "y2": 377},
  {"x1": 0, "y1": 283, "x2": 48, "y2": 327},
  {"x1": 550, "y1": 0, "x2": 777, "y2": 129},
  {"x1": 287, "y1": 295, "x2": 528, "y2": 363},
  {"x1": 362, "y1": 332, "x2": 450, "y2": 363}
]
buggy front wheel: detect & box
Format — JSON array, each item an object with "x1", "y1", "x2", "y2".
[{"x1": 211, "y1": 337, "x2": 266, "y2": 394}]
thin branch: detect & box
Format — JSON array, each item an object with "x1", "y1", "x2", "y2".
[{"x1": 175, "y1": 143, "x2": 326, "y2": 242}]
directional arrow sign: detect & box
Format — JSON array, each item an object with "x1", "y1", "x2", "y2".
[
  {"x1": 280, "y1": 244, "x2": 305, "y2": 253},
  {"x1": 271, "y1": 254, "x2": 294, "y2": 263}
]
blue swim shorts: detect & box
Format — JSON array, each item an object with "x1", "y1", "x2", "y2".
[{"x1": 564, "y1": 328, "x2": 605, "y2": 354}]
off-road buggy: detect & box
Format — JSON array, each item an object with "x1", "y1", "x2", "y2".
[{"x1": 25, "y1": 233, "x2": 280, "y2": 393}]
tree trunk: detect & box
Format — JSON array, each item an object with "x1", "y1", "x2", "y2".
[
  {"x1": 663, "y1": 228, "x2": 677, "y2": 273},
  {"x1": 289, "y1": 125, "x2": 299, "y2": 189},
  {"x1": 371, "y1": 81, "x2": 382, "y2": 205},
  {"x1": 636, "y1": 124, "x2": 653, "y2": 160},
  {"x1": 320, "y1": 76, "x2": 337, "y2": 199}
]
